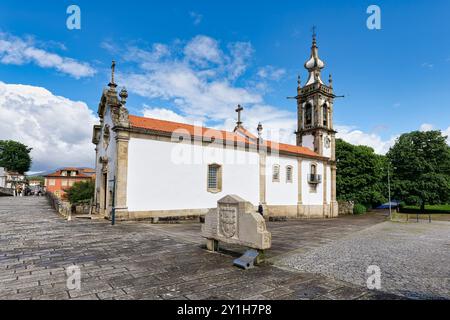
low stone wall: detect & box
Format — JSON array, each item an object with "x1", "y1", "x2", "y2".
[
  {"x1": 338, "y1": 201, "x2": 354, "y2": 215},
  {"x1": 46, "y1": 192, "x2": 71, "y2": 217},
  {"x1": 75, "y1": 203, "x2": 92, "y2": 215}
]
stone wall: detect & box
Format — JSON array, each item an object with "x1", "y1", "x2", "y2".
[
  {"x1": 47, "y1": 192, "x2": 71, "y2": 217},
  {"x1": 338, "y1": 201, "x2": 354, "y2": 215}
]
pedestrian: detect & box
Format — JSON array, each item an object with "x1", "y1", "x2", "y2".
[{"x1": 258, "y1": 204, "x2": 264, "y2": 216}]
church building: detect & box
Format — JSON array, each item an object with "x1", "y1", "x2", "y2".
[{"x1": 92, "y1": 35, "x2": 339, "y2": 221}]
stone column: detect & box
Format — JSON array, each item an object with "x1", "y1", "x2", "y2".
[
  {"x1": 114, "y1": 129, "x2": 130, "y2": 219},
  {"x1": 259, "y1": 152, "x2": 266, "y2": 206},
  {"x1": 297, "y1": 158, "x2": 303, "y2": 217},
  {"x1": 93, "y1": 146, "x2": 99, "y2": 211},
  {"x1": 331, "y1": 133, "x2": 336, "y2": 161},
  {"x1": 331, "y1": 164, "x2": 338, "y2": 217},
  {"x1": 323, "y1": 161, "x2": 328, "y2": 218}
]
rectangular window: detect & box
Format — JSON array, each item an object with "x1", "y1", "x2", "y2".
[
  {"x1": 272, "y1": 165, "x2": 280, "y2": 182},
  {"x1": 286, "y1": 166, "x2": 293, "y2": 183},
  {"x1": 61, "y1": 171, "x2": 67, "y2": 176},
  {"x1": 49, "y1": 179, "x2": 56, "y2": 186},
  {"x1": 207, "y1": 164, "x2": 222, "y2": 193},
  {"x1": 61, "y1": 180, "x2": 68, "y2": 187}
]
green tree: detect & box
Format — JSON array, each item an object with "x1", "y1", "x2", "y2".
[
  {"x1": 66, "y1": 180, "x2": 95, "y2": 204},
  {"x1": 336, "y1": 139, "x2": 387, "y2": 207},
  {"x1": 0, "y1": 140, "x2": 32, "y2": 174},
  {"x1": 387, "y1": 130, "x2": 450, "y2": 211}
]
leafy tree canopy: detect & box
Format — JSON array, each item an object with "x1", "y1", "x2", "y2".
[
  {"x1": 66, "y1": 180, "x2": 95, "y2": 204},
  {"x1": 336, "y1": 138, "x2": 387, "y2": 207},
  {"x1": 0, "y1": 140, "x2": 32, "y2": 174},
  {"x1": 387, "y1": 130, "x2": 450, "y2": 210}
]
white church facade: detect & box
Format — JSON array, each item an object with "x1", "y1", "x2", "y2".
[{"x1": 92, "y1": 35, "x2": 339, "y2": 220}]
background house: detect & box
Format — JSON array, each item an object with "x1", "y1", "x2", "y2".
[
  {"x1": 44, "y1": 167, "x2": 95, "y2": 198},
  {"x1": 0, "y1": 167, "x2": 6, "y2": 188}
]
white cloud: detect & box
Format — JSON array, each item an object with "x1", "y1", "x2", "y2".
[
  {"x1": 0, "y1": 32, "x2": 96, "y2": 78},
  {"x1": 257, "y1": 65, "x2": 286, "y2": 81},
  {"x1": 226, "y1": 42, "x2": 253, "y2": 80},
  {"x1": 421, "y1": 62, "x2": 434, "y2": 69},
  {"x1": 117, "y1": 36, "x2": 262, "y2": 124},
  {"x1": 420, "y1": 123, "x2": 450, "y2": 145},
  {"x1": 444, "y1": 127, "x2": 450, "y2": 145},
  {"x1": 189, "y1": 11, "x2": 203, "y2": 25},
  {"x1": 420, "y1": 123, "x2": 434, "y2": 131},
  {"x1": 0, "y1": 81, "x2": 97, "y2": 172},
  {"x1": 142, "y1": 106, "x2": 190, "y2": 123},
  {"x1": 335, "y1": 125, "x2": 398, "y2": 154},
  {"x1": 184, "y1": 35, "x2": 223, "y2": 67}
]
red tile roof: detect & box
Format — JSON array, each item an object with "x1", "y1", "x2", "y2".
[
  {"x1": 129, "y1": 115, "x2": 323, "y2": 159},
  {"x1": 44, "y1": 168, "x2": 95, "y2": 178}
]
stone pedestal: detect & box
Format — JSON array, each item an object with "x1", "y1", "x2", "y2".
[{"x1": 202, "y1": 195, "x2": 271, "y2": 252}]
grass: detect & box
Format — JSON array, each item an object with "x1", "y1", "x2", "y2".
[
  {"x1": 392, "y1": 212, "x2": 450, "y2": 222},
  {"x1": 400, "y1": 204, "x2": 450, "y2": 214}
]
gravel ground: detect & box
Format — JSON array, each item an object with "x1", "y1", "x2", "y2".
[{"x1": 278, "y1": 221, "x2": 450, "y2": 300}]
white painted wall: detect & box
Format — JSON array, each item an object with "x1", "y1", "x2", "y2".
[
  {"x1": 323, "y1": 133, "x2": 332, "y2": 158},
  {"x1": 326, "y1": 165, "x2": 331, "y2": 203},
  {"x1": 302, "y1": 135, "x2": 315, "y2": 151},
  {"x1": 265, "y1": 155, "x2": 298, "y2": 205},
  {"x1": 127, "y1": 138, "x2": 260, "y2": 211},
  {"x1": 0, "y1": 167, "x2": 5, "y2": 188},
  {"x1": 301, "y1": 160, "x2": 324, "y2": 205}
]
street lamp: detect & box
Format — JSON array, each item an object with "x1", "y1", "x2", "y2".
[
  {"x1": 387, "y1": 161, "x2": 392, "y2": 220},
  {"x1": 386, "y1": 161, "x2": 397, "y2": 221}
]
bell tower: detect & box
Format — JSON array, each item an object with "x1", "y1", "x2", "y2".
[{"x1": 295, "y1": 31, "x2": 336, "y2": 160}]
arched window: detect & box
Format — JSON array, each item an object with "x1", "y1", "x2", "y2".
[
  {"x1": 308, "y1": 163, "x2": 322, "y2": 184},
  {"x1": 322, "y1": 104, "x2": 328, "y2": 127},
  {"x1": 304, "y1": 103, "x2": 313, "y2": 127},
  {"x1": 311, "y1": 163, "x2": 317, "y2": 175},
  {"x1": 286, "y1": 166, "x2": 293, "y2": 183},
  {"x1": 272, "y1": 165, "x2": 280, "y2": 182}
]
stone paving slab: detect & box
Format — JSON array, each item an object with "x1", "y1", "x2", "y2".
[
  {"x1": 0, "y1": 197, "x2": 402, "y2": 300},
  {"x1": 279, "y1": 220, "x2": 450, "y2": 300}
]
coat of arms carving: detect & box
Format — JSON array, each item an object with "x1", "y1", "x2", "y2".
[{"x1": 219, "y1": 205, "x2": 238, "y2": 238}]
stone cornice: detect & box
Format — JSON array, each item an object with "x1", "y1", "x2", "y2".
[{"x1": 112, "y1": 125, "x2": 330, "y2": 162}]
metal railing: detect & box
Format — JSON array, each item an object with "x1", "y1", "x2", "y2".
[{"x1": 308, "y1": 174, "x2": 322, "y2": 184}]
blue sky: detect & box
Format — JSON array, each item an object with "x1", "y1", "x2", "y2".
[{"x1": 0, "y1": 0, "x2": 449, "y2": 171}]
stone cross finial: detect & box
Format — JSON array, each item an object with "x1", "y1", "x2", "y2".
[
  {"x1": 235, "y1": 104, "x2": 243, "y2": 128},
  {"x1": 329, "y1": 74, "x2": 333, "y2": 88},
  {"x1": 108, "y1": 60, "x2": 117, "y2": 89},
  {"x1": 297, "y1": 75, "x2": 301, "y2": 88},
  {"x1": 257, "y1": 122, "x2": 263, "y2": 141}
]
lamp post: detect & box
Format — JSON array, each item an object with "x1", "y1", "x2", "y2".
[{"x1": 387, "y1": 161, "x2": 392, "y2": 220}]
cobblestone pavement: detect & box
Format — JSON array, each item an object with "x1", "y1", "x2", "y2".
[
  {"x1": 1, "y1": 197, "x2": 404, "y2": 300},
  {"x1": 279, "y1": 221, "x2": 450, "y2": 300}
]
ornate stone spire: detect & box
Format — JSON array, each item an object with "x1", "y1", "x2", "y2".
[
  {"x1": 304, "y1": 28, "x2": 325, "y2": 86},
  {"x1": 119, "y1": 87, "x2": 128, "y2": 105}
]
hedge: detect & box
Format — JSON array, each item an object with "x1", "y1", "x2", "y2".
[{"x1": 353, "y1": 203, "x2": 367, "y2": 215}]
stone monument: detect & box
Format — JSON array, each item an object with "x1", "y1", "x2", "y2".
[{"x1": 202, "y1": 195, "x2": 271, "y2": 255}]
